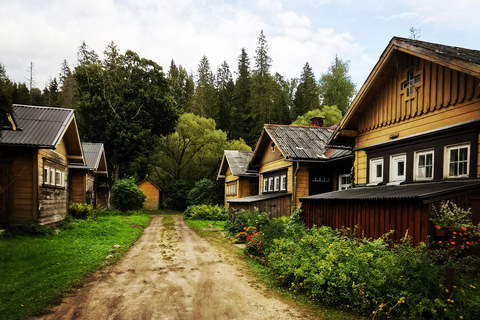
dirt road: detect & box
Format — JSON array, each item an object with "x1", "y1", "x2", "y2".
[{"x1": 35, "y1": 215, "x2": 318, "y2": 320}]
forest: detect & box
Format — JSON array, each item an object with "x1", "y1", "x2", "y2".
[{"x1": 0, "y1": 31, "x2": 355, "y2": 209}]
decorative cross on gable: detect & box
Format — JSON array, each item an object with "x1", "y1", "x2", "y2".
[{"x1": 401, "y1": 69, "x2": 420, "y2": 96}]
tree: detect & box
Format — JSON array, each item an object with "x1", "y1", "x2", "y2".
[
  {"x1": 193, "y1": 56, "x2": 217, "y2": 119},
  {"x1": 291, "y1": 105, "x2": 342, "y2": 127},
  {"x1": 110, "y1": 177, "x2": 146, "y2": 211},
  {"x1": 74, "y1": 42, "x2": 179, "y2": 183},
  {"x1": 292, "y1": 62, "x2": 320, "y2": 119},
  {"x1": 231, "y1": 48, "x2": 253, "y2": 141},
  {"x1": 215, "y1": 61, "x2": 234, "y2": 134},
  {"x1": 0, "y1": 64, "x2": 13, "y2": 138},
  {"x1": 318, "y1": 56, "x2": 356, "y2": 115},
  {"x1": 149, "y1": 113, "x2": 251, "y2": 187},
  {"x1": 271, "y1": 73, "x2": 293, "y2": 125},
  {"x1": 168, "y1": 60, "x2": 194, "y2": 113}
]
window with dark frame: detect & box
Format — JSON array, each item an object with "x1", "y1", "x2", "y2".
[{"x1": 401, "y1": 69, "x2": 420, "y2": 96}]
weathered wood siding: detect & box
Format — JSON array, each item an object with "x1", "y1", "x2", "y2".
[
  {"x1": 302, "y1": 198, "x2": 430, "y2": 246},
  {"x1": 295, "y1": 166, "x2": 309, "y2": 208},
  {"x1": 138, "y1": 180, "x2": 159, "y2": 210},
  {"x1": 354, "y1": 57, "x2": 480, "y2": 184},
  {"x1": 229, "y1": 194, "x2": 292, "y2": 219},
  {"x1": 10, "y1": 151, "x2": 36, "y2": 224},
  {"x1": 69, "y1": 172, "x2": 86, "y2": 204},
  {"x1": 38, "y1": 145, "x2": 68, "y2": 225}
]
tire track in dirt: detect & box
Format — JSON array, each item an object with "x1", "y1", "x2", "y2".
[{"x1": 33, "y1": 215, "x2": 317, "y2": 320}]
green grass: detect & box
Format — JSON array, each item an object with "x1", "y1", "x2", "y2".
[
  {"x1": 162, "y1": 216, "x2": 175, "y2": 230},
  {"x1": 183, "y1": 219, "x2": 226, "y2": 230},
  {"x1": 0, "y1": 214, "x2": 151, "y2": 320},
  {"x1": 141, "y1": 209, "x2": 183, "y2": 215}
]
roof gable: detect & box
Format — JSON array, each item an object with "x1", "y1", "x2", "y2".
[
  {"x1": 250, "y1": 124, "x2": 338, "y2": 165},
  {"x1": 331, "y1": 37, "x2": 480, "y2": 146},
  {"x1": 217, "y1": 150, "x2": 256, "y2": 178},
  {"x1": 69, "y1": 142, "x2": 108, "y2": 175},
  {"x1": 138, "y1": 177, "x2": 161, "y2": 190},
  {"x1": 1, "y1": 105, "x2": 84, "y2": 164}
]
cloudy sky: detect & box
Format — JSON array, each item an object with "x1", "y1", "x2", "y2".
[{"x1": 1, "y1": 0, "x2": 479, "y2": 91}]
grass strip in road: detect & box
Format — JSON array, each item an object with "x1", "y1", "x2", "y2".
[
  {"x1": 0, "y1": 214, "x2": 151, "y2": 320},
  {"x1": 162, "y1": 216, "x2": 175, "y2": 230}
]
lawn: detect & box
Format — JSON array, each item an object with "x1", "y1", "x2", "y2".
[{"x1": 0, "y1": 214, "x2": 151, "y2": 320}]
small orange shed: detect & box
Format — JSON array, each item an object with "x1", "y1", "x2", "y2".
[{"x1": 137, "y1": 177, "x2": 162, "y2": 210}]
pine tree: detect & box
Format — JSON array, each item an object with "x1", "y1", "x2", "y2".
[
  {"x1": 232, "y1": 48, "x2": 252, "y2": 141},
  {"x1": 215, "y1": 61, "x2": 234, "y2": 134},
  {"x1": 193, "y1": 56, "x2": 217, "y2": 119},
  {"x1": 293, "y1": 62, "x2": 320, "y2": 118}
]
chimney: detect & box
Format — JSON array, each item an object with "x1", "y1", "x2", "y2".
[{"x1": 309, "y1": 116, "x2": 324, "y2": 128}]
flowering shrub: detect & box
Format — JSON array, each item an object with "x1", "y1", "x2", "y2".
[
  {"x1": 236, "y1": 226, "x2": 257, "y2": 242},
  {"x1": 431, "y1": 201, "x2": 472, "y2": 229},
  {"x1": 246, "y1": 231, "x2": 264, "y2": 256},
  {"x1": 186, "y1": 204, "x2": 228, "y2": 221},
  {"x1": 225, "y1": 208, "x2": 270, "y2": 236}
]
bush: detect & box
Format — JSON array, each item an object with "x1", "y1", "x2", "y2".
[
  {"x1": 68, "y1": 202, "x2": 96, "y2": 219},
  {"x1": 225, "y1": 208, "x2": 271, "y2": 236},
  {"x1": 110, "y1": 177, "x2": 146, "y2": 212},
  {"x1": 164, "y1": 179, "x2": 191, "y2": 211},
  {"x1": 186, "y1": 204, "x2": 228, "y2": 221},
  {"x1": 187, "y1": 178, "x2": 223, "y2": 206}
]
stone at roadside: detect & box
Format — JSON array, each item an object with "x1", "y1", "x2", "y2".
[
  {"x1": 108, "y1": 249, "x2": 116, "y2": 253},
  {"x1": 113, "y1": 245, "x2": 120, "y2": 249},
  {"x1": 106, "y1": 255, "x2": 114, "y2": 260}
]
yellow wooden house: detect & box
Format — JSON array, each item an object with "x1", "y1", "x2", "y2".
[
  {"x1": 137, "y1": 177, "x2": 162, "y2": 210},
  {"x1": 224, "y1": 117, "x2": 352, "y2": 218},
  {"x1": 0, "y1": 104, "x2": 84, "y2": 226},
  {"x1": 301, "y1": 37, "x2": 480, "y2": 244}
]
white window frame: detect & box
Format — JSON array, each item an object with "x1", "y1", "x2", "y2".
[
  {"x1": 44, "y1": 166, "x2": 50, "y2": 185},
  {"x1": 263, "y1": 178, "x2": 268, "y2": 193},
  {"x1": 280, "y1": 174, "x2": 287, "y2": 191},
  {"x1": 444, "y1": 143, "x2": 470, "y2": 178},
  {"x1": 50, "y1": 168, "x2": 56, "y2": 186},
  {"x1": 369, "y1": 158, "x2": 384, "y2": 184},
  {"x1": 274, "y1": 176, "x2": 280, "y2": 191},
  {"x1": 338, "y1": 174, "x2": 351, "y2": 190},
  {"x1": 390, "y1": 154, "x2": 406, "y2": 183},
  {"x1": 268, "y1": 177, "x2": 274, "y2": 192},
  {"x1": 414, "y1": 150, "x2": 434, "y2": 181}
]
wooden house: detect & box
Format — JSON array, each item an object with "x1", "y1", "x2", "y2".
[
  {"x1": 137, "y1": 177, "x2": 162, "y2": 210},
  {"x1": 68, "y1": 142, "x2": 108, "y2": 208},
  {"x1": 226, "y1": 117, "x2": 352, "y2": 218},
  {"x1": 301, "y1": 37, "x2": 480, "y2": 245},
  {"x1": 0, "y1": 104, "x2": 84, "y2": 226},
  {"x1": 217, "y1": 150, "x2": 258, "y2": 207}
]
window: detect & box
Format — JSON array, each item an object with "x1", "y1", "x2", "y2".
[
  {"x1": 445, "y1": 144, "x2": 469, "y2": 178},
  {"x1": 401, "y1": 69, "x2": 420, "y2": 97},
  {"x1": 390, "y1": 154, "x2": 406, "y2": 183},
  {"x1": 415, "y1": 150, "x2": 434, "y2": 180},
  {"x1": 50, "y1": 168, "x2": 55, "y2": 186},
  {"x1": 338, "y1": 174, "x2": 351, "y2": 190},
  {"x1": 369, "y1": 158, "x2": 383, "y2": 184},
  {"x1": 274, "y1": 176, "x2": 280, "y2": 191},
  {"x1": 44, "y1": 166, "x2": 50, "y2": 185},
  {"x1": 268, "y1": 177, "x2": 274, "y2": 192},
  {"x1": 226, "y1": 181, "x2": 237, "y2": 196},
  {"x1": 263, "y1": 178, "x2": 268, "y2": 193},
  {"x1": 280, "y1": 174, "x2": 287, "y2": 191}
]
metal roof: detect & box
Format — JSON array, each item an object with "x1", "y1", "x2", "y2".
[
  {"x1": 301, "y1": 180, "x2": 480, "y2": 201},
  {"x1": 69, "y1": 143, "x2": 105, "y2": 171},
  {"x1": 1, "y1": 104, "x2": 74, "y2": 148},
  {"x1": 227, "y1": 192, "x2": 292, "y2": 203},
  {"x1": 225, "y1": 150, "x2": 255, "y2": 176}
]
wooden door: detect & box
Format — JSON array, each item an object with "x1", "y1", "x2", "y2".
[{"x1": 0, "y1": 163, "x2": 9, "y2": 226}]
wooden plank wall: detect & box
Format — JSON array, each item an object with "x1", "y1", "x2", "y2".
[
  {"x1": 38, "y1": 149, "x2": 68, "y2": 225},
  {"x1": 11, "y1": 152, "x2": 35, "y2": 224},
  {"x1": 358, "y1": 57, "x2": 480, "y2": 135},
  {"x1": 302, "y1": 198, "x2": 430, "y2": 246},
  {"x1": 69, "y1": 172, "x2": 86, "y2": 204},
  {"x1": 229, "y1": 195, "x2": 292, "y2": 220}
]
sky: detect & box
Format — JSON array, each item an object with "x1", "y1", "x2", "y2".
[{"x1": 1, "y1": 0, "x2": 479, "y2": 92}]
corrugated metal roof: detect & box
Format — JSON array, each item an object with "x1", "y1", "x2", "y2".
[
  {"x1": 264, "y1": 125, "x2": 350, "y2": 160},
  {"x1": 69, "y1": 143, "x2": 104, "y2": 171},
  {"x1": 1, "y1": 104, "x2": 74, "y2": 148},
  {"x1": 224, "y1": 150, "x2": 256, "y2": 176},
  {"x1": 301, "y1": 180, "x2": 480, "y2": 201},
  {"x1": 228, "y1": 192, "x2": 292, "y2": 203}
]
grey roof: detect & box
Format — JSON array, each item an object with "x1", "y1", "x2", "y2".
[
  {"x1": 301, "y1": 180, "x2": 480, "y2": 201},
  {"x1": 228, "y1": 192, "x2": 292, "y2": 203},
  {"x1": 1, "y1": 104, "x2": 74, "y2": 148},
  {"x1": 69, "y1": 143, "x2": 104, "y2": 171},
  {"x1": 224, "y1": 150, "x2": 255, "y2": 176}
]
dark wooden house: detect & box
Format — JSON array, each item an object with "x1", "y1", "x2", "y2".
[
  {"x1": 0, "y1": 104, "x2": 84, "y2": 226},
  {"x1": 226, "y1": 117, "x2": 352, "y2": 218},
  {"x1": 301, "y1": 37, "x2": 480, "y2": 245},
  {"x1": 69, "y1": 142, "x2": 108, "y2": 208}
]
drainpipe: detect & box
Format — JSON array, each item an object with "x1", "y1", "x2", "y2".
[{"x1": 293, "y1": 161, "x2": 300, "y2": 211}]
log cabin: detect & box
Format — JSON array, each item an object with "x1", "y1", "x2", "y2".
[
  {"x1": 137, "y1": 177, "x2": 162, "y2": 210},
  {"x1": 69, "y1": 142, "x2": 108, "y2": 208},
  {"x1": 224, "y1": 117, "x2": 352, "y2": 218},
  {"x1": 0, "y1": 104, "x2": 84, "y2": 226},
  {"x1": 301, "y1": 37, "x2": 480, "y2": 245}
]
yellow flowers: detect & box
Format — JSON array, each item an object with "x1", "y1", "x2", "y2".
[
  {"x1": 397, "y1": 296, "x2": 405, "y2": 304},
  {"x1": 470, "y1": 285, "x2": 476, "y2": 289},
  {"x1": 447, "y1": 298, "x2": 454, "y2": 304}
]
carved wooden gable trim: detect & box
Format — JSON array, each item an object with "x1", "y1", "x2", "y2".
[{"x1": 358, "y1": 55, "x2": 480, "y2": 134}]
